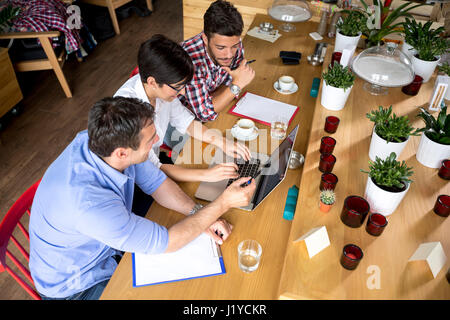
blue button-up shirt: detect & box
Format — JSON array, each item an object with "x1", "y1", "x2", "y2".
[{"x1": 29, "y1": 130, "x2": 168, "y2": 298}]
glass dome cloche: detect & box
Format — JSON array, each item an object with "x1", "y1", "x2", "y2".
[
  {"x1": 350, "y1": 43, "x2": 415, "y2": 95},
  {"x1": 268, "y1": 0, "x2": 312, "y2": 32}
]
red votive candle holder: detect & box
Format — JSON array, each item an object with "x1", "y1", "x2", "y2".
[
  {"x1": 320, "y1": 173, "x2": 338, "y2": 191},
  {"x1": 438, "y1": 159, "x2": 450, "y2": 180},
  {"x1": 331, "y1": 51, "x2": 342, "y2": 68},
  {"x1": 319, "y1": 153, "x2": 336, "y2": 173},
  {"x1": 340, "y1": 195, "x2": 370, "y2": 228},
  {"x1": 324, "y1": 116, "x2": 340, "y2": 134},
  {"x1": 320, "y1": 136, "x2": 336, "y2": 154},
  {"x1": 340, "y1": 244, "x2": 363, "y2": 270},
  {"x1": 365, "y1": 213, "x2": 388, "y2": 236},
  {"x1": 433, "y1": 194, "x2": 450, "y2": 217},
  {"x1": 401, "y1": 75, "x2": 423, "y2": 96}
]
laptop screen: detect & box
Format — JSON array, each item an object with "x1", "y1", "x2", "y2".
[{"x1": 253, "y1": 125, "x2": 299, "y2": 207}]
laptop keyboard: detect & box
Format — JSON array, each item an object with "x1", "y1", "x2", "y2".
[{"x1": 226, "y1": 158, "x2": 261, "y2": 187}]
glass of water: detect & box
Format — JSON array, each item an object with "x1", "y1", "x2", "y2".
[
  {"x1": 271, "y1": 115, "x2": 288, "y2": 140},
  {"x1": 238, "y1": 240, "x2": 262, "y2": 273}
]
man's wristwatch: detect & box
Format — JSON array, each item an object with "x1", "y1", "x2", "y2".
[
  {"x1": 229, "y1": 83, "x2": 241, "y2": 97},
  {"x1": 189, "y1": 203, "x2": 204, "y2": 215}
]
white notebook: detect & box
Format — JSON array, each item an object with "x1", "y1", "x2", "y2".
[
  {"x1": 228, "y1": 92, "x2": 299, "y2": 126},
  {"x1": 132, "y1": 233, "x2": 225, "y2": 287}
]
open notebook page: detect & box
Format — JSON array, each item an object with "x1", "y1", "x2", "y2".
[{"x1": 132, "y1": 233, "x2": 225, "y2": 287}]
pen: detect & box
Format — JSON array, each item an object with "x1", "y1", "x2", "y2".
[
  {"x1": 246, "y1": 59, "x2": 256, "y2": 65},
  {"x1": 241, "y1": 169, "x2": 261, "y2": 187}
]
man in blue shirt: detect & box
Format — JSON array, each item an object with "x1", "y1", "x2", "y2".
[{"x1": 29, "y1": 96, "x2": 256, "y2": 300}]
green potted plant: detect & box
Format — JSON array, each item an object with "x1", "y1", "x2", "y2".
[
  {"x1": 319, "y1": 189, "x2": 336, "y2": 213},
  {"x1": 321, "y1": 63, "x2": 355, "y2": 111},
  {"x1": 335, "y1": 10, "x2": 367, "y2": 52},
  {"x1": 401, "y1": 17, "x2": 421, "y2": 59},
  {"x1": 358, "y1": 0, "x2": 424, "y2": 48},
  {"x1": 416, "y1": 106, "x2": 450, "y2": 168},
  {"x1": 366, "y1": 105, "x2": 422, "y2": 161},
  {"x1": 408, "y1": 21, "x2": 448, "y2": 82},
  {"x1": 362, "y1": 152, "x2": 413, "y2": 216}
]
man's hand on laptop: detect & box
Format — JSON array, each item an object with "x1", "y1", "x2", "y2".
[
  {"x1": 201, "y1": 162, "x2": 239, "y2": 182},
  {"x1": 220, "y1": 138, "x2": 251, "y2": 161},
  {"x1": 219, "y1": 176, "x2": 256, "y2": 210}
]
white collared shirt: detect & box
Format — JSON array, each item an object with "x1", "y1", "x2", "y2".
[{"x1": 114, "y1": 74, "x2": 195, "y2": 167}]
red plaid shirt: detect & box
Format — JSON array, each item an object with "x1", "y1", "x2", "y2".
[
  {"x1": 180, "y1": 32, "x2": 244, "y2": 122},
  {"x1": 7, "y1": 0, "x2": 81, "y2": 54}
]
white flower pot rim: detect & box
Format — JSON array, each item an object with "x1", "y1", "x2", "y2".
[
  {"x1": 424, "y1": 131, "x2": 449, "y2": 146},
  {"x1": 413, "y1": 54, "x2": 440, "y2": 62},
  {"x1": 337, "y1": 29, "x2": 362, "y2": 38},
  {"x1": 324, "y1": 81, "x2": 353, "y2": 91},
  {"x1": 373, "y1": 125, "x2": 409, "y2": 144},
  {"x1": 369, "y1": 176, "x2": 409, "y2": 193}
]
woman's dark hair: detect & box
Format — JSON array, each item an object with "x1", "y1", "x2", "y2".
[
  {"x1": 138, "y1": 34, "x2": 194, "y2": 86},
  {"x1": 203, "y1": 0, "x2": 243, "y2": 39},
  {"x1": 88, "y1": 96, "x2": 155, "y2": 157}
]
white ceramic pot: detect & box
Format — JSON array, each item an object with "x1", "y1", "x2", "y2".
[
  {"x1": 411, "y1": 55, "x2": 440, "y2": 83},
  {"x1": 335, "y1": 30, "x2": 361, "y2": 53},
  {"x1": 321, "y1": 81, "x2": 353, "y2": 111},
  {"x1": 368, "y1": 126, "x2": 409, "y2": 161},
  {"x1": 400, "y1": 42, "x2": 416, "y2": 61},
  {"x1": 416, "y1": 132, "x2": 450, "y2": 168},
  {"x1": 364, "y1": 176, "x2": 410, "y2": 216}
]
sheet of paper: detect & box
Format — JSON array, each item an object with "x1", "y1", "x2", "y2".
[
  {"x1": 408, "y1": 242, "x2": 447, "y2": 278},
  {"x1": 229, "y1": 92, "x2": 298, "y2": 126},
  {"x1": 247, "y1": 26, "x2": 282, "y2": 43},
  {"x1": 293, "y1": 226, "x2": 330, "y2": 258},
  {"x1": 133, "y1": 233, "x2": 225, "y2": 287}
]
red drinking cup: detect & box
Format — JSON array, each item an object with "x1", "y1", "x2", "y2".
[
  {"x1": 324, "y1": 116, "x2": 340, "y2": 134},
  {"x1": 320, "y1": 173, "x2": 338, "y2": 191},
  {"x1": 433, "y1": 194, "x2": 450, "y2": 217},
  {"x1": 365, "y1": 213, "x2": 388, "y2": 236},
  {"x1": 340, "y1": 244, "x2": 363, "y2": 270},
  {"x1": 340, "y1": 195, "x2": 370, "y2": 228},
  {"x1": 438, "y1": 160, "x2": 450, "y2": 180},
  {"x1": 319, "y1": 153, "x2": 336, "y2": 173},
  {"x1": 320, "y1": 136, "x2": 336, "y2": 154}
]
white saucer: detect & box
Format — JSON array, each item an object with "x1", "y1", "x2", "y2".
[
  {"x1": 231, "y1": 125, "x2": 259, "y2": 141},
  {"x1": 274, "y1": 81, "x2": 298, "y2": 95}
]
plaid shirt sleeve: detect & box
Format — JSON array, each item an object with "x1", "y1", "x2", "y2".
[{"x1": 183, "y1": 67, "x2": 218, "y2": 122}]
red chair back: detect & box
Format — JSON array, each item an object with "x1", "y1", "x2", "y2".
[
  {"x1": 0, "y1": 179, "x2": 42, "y2": 300},
  {"x1": 129, "y1": 66, "x2": 139, "y2": 78}
]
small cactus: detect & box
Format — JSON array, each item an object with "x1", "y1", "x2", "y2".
[{"x1": 320, "y1": 189, "x2": 336, "y2": 205}]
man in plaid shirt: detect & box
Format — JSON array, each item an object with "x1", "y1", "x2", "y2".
[{"x1": 180, "y1": 0, "x2": 255, "y2": 122}]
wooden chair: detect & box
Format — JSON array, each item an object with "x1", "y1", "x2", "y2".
[
  {"x1": 81, "y1": 0, "x2": 153, "y2": 35},
  {"x1": 0, "y1": 31, "x2": 72, "y2": 98}
]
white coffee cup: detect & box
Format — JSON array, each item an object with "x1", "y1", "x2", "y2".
[
  {"x1": 278, "y1": 75, "x2": 295, "y2": 91},
  {"x1": 235, "y1": 119, "x2": 255, "y2": 136}
]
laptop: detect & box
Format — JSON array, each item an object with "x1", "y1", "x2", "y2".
[{"x1": 195, "y1": 125, "x2": 299, "y2": 211}]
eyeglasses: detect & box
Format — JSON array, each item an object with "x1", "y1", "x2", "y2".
[{"x1": 166, "y1": 83, "x2": 186, "y2": 94}]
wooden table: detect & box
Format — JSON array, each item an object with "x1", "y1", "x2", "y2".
[
  {"x1": 277, "y1": 47, "x2": 450, "y2": 300},
  {"x1": 101, "y1": 14, "x2": 322, "y2": 299}
]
